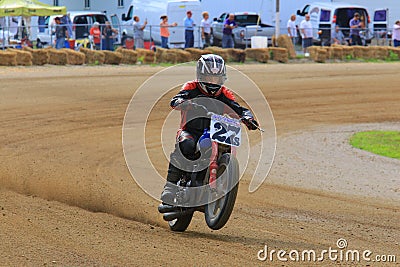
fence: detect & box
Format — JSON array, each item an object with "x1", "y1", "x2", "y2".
[{"x1": 1, "y1": 22, "x2": 399, "y2": 51}]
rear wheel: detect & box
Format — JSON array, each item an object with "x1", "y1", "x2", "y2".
[
  {"x1": 168, "y1": 211, "x2": 194, "y2": 232},
  {"x1": 205, "y1": 153, "x2": 239, "y2": 230}
]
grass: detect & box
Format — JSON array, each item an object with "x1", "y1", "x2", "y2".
[{"x1": 350, "y1": 131, "x2": 400, "y2": 159}]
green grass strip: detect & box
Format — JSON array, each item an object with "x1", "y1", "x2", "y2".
[{"x1": 350, "y1": 131, "x2": 400, "y2": 159}]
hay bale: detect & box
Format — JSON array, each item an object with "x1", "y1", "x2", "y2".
[
  {"x1": 136, "y1": 48, "x2": 155, "y2": 64},
  {"x1": 307, "y1": 46, "x2": 320, "y2": 60},
  {"x1": 341, "y1": 46, "x2": 354, "y2": 59},
  {"x1": 330, "y1": 46, "x2": 344, "y2": 60},
  {"x1": 115, "y1": 47, "x2": 138, "y2": 64},
  {"x1": 23, "y1": 47, "x2": 49, "y2": 65},
  {"x1": 155, "y1": 47, "x2": 167, "y2": 63},
  {"x1": 172, "y1": 49, "x2": 192, "y2": 63},
  {"x1": 365, "y1": 46, "x2": 377, "y2": 59},
  {"x1": 32, "y1": 49, "x2": 49, "y2": 65},
  {"x1": 22, "y1": 46, "x2": 33, "y2": 52},
  {"x1": 184, "y1": 48, "x2": 208, "y2": 61},
  {"x1": 277, "y1": 34, "x2": 296, "y2": 58},
  {"x1": 103, "y1": 50, "x2": 122, "y2": 65},
  {"x1": 352, "y1": 46, "x2": 368, "y2": 59},
  {"x1": 79, "y1": 47, "x2": 105, "y2": 64},
  {"x1": 314, "y1": 48, "x2": 328, "y2": 63},
  {"x1": 225, "y1": 48, "x2": 246, "y2": 62},
  {"x1": 155, "y1": 47, "x2": 176, "y2": 63},
  {"x1": 269, "y1": 47, "x2": 288, "y2": 63},
  {"x1": 204, "y1": 46, "x2": 229, "y2": 62},
  {"x1": 7, "y1": 48, "x2": 32, "y2": 66},
  {"x1": 375, "y1": 46, "x2": 389, "y2": 60},
  {"x1": 244, "y1": 48, "x2": 269, "y2": 63},
  {"x1": 61, "y1": 49, "x2": 85, "y2": 65},
  {"x1": 0, "y1": 51, "x2": 17, "y2": 66},
  {"x1": 47, "y1": 48, "x2": 68, "y2": 65}
]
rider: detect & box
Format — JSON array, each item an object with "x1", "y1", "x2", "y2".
[{"x1": 161, "y1": 54, "x2": 258, "y2": 204}]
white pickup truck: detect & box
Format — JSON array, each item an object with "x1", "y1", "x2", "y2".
[{"x1": 211, "y1": 12, "x2": 274, "y2": 48}]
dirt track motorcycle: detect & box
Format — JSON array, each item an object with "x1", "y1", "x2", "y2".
[{"x1": 158, "y1": 103, "x2": 262, "y2": 232}]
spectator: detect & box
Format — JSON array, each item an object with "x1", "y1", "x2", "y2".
[
  {"x1": 201, "y1": 11, "x2": 212, "y2": 48},
  {"x1": 331, "y1": 25, "x2": 346, "y2": 45},
  {"x1": 61, "y1": 13, "x2": 73, "y2": 40},
  {"x1": 160, "y1": 15, "x2": 177, "y2": 49},
  {"x1": 349, "y1": 12, "x2": 363, "y2": 46},
  {"x1": 133, "y1": 15, "x2": 147, "y2": 49},
  {"x1": 103, "y1": 21, "x2": 118, "y2": 51},
  {"x1": 393, "y1": 20, "x2": 400, "y2": 47},
  {"x1": 54, "y1": 17, "x2": 69, "y2": 49},
  {"x1": 287, "y1": 14, "x2": 297, "y2": 45},
  {"x1": 222, "y1": 13, "x2": 237, "y2": 48},
  {"x1": 300, "y1": 14, "x2": 312, "y2": 55},
  {"x1": 89, "y1": 22, "x2": 101, "y2": 50},
  {"x1": 184, "y1": 10, "x2": 195, "y2": 48}
]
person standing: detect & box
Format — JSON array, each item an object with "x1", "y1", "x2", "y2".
[
  {"x1": 300, "y1": 14, "x2": 313, "y2": 55},
  {"x1": 392, "y1": 20, "x2": 400, "y2": 47},
  {"x1": 103, "y1": 21, "x2": 118, "y2": 51},
  {"x1": 222, "y1": 13, "x2": 237, "y2": 48},
  {"x1": 201, "y1": 11, "x2": 212, "y2": 47},
  {"x1": 160, "y1": 15, "x2": 178, "y2": 49},
  {"x1": 133, "y1": 16, "x2": 147, "y2": 49},
  {"x1": 349, "y1": 12, "x2": 363, "y2": 46},
  {"x1": 184, "y1": 10, "x2": 195, "y2": 48},
  {"x1": 54, "y1": 17, "x2": 69, "y2": 49},
  {"x1": 287, "y1": 14, "x2": 298, "y2": 45},
  {"x1": 61, "y1": 13, "x2": 73, "y2": 40},
  {"x1": 89, "y1": 22, "x2": 101, "y2": 50}
]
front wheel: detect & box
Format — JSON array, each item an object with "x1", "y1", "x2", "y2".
[
  {"x1": 205, "y1": 153, "x2": 239, "y2": 230},
  {"x1": 168, "y1": 211, "x2": 194, "y2": 232}
]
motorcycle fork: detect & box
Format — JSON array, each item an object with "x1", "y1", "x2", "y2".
[{"x1": 209, "y1": 141, "x2": 219, "y2": 189}]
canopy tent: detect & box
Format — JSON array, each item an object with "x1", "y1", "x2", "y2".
[
  {"x1": 0, "y1": 0, "x2": 66, "y2": 48},
  {"x1": 0, "y1": 0, "x2": 66, "y2": 17}
]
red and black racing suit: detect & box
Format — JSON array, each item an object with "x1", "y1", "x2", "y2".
[{"x1": 166, "y1": 80, "x2": 255, "y2": 183}]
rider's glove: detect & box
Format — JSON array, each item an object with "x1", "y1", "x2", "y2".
[
  {"x1": 176, "y1": 99, "x2": 191, "y2": 110},
  {"x1": 242, "y1": 116, "x2": 259, "y2": 131}
]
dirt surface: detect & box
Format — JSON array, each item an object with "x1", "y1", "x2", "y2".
[{"x1": 0, "y1": 63, "x2": 399, "y2": 266}]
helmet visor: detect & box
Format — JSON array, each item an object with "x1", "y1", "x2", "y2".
[{"x1": 197, "y1": 73, "x2": 225, "y2": 86}]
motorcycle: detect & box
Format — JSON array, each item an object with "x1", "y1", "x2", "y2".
[{"x1": 158, "y1": 103, "x2": 262, "y2": 232}]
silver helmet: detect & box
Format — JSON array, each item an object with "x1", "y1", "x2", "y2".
[{"x1": 196, "y1": 54, "x2": 227, "y2": 95}]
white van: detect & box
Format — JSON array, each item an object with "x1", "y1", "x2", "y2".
[
  {"x1": 296, "y1": 2, "x2": 374, "y2": 45},
  {"x1": 113, "y1": 0, "x2": 202, "y2": 48},
  {"x1": 37, "y1": 11, "x2": 109, "y2": 46}
]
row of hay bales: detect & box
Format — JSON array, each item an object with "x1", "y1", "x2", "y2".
[
  {"x1": 0, "y1": 46, "x2": 291, "y2": 66},
  {"x1": 308, "y1": 45, "x2": 400, "y2": 63}
]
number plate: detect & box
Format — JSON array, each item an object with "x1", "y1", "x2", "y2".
[{"x1": 210, "y1": 114, "x2": 241, "y2": 147}]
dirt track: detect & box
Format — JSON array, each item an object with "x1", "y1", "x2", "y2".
[{"x1": 0, "y1": 63, "x2": 399, "y2": 266}]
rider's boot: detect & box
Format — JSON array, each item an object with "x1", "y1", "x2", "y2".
[{"x1": 160, "y1": 156, "x2": 183, "y2": 205}]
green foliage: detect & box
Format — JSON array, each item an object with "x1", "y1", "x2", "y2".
[
  {"x1": 350, "y1": 131, "x2": 400, "y2": 159},
  {"x1": 386, "y1": 50, "x2": 399, "y2": 61},
  {"x1": 345, "y1": 54, "x2": 353, "y2": 60},
  {"x1": 137, "y1": 55, "x2": 145, "y2": 64}
]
